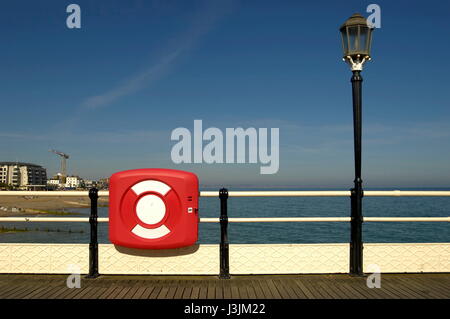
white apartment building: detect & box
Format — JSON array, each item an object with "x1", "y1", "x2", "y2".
[
  {"x1": 0, "y1": 162, "x2": 47, "y2": 188},
  {"x1": 65, "y1": 176, "x2": 83, "y2": 189}
]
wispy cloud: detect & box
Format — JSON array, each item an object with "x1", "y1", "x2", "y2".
[
  {"x1": 80, "y1": 1, "x2": 233, "y2": 110},
  {"x1": 0, "y1": 129, "x2": 167, "y2": 145},
  {"x1": 81, "y1": 50, "x2": 181, "y2": 109}
]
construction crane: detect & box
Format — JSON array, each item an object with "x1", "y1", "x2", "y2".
[{"x1": 49, "y1": 149, "x2": 69, "y2": 184}]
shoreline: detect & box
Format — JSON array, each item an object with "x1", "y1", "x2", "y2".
[{"x1": 0, "y1": 196, "x2": 109, "y2": 217}]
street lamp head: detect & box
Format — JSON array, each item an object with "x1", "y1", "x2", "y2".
[{"x1": 340, "y1": 13, "x2": 373, "y2": 71}]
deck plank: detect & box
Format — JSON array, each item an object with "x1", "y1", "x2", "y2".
[
  {"x1": 275, "y1": 279, "x2": 297, "y2": 299},
  {"x1": 105, "y1": 286, "x2": 124, "y2": 299},
  {"x1": 96, "y1": 285, "x2": 119, "y2": 299},
  {"x1": 381, "y1": 277, "x2": 423, "y2": 299},
  {"x1": 149, "y1": 282, "x2": 163, "y2": 299},
  {"x1": 346, "y1": 279, "x2": 385, "y2": 299},
  {"x1": 157, "y1": 286, "x2": 169, "y2": 299},
  {"x1": 5, "y1": 285, "x2": 38, "y2": 299},
  {"x1": 222, "y1": 281, "x2": 232, "y2": 299},
  {"x1": 19, "y1": 278, "x2": 59, "y2": 299},
  {"x1": 215, "y1": 280, "x2": 224, "y2": 299},
  {"x1": 293, "y1": 279, "x2": 315, "y2": 299},
  {"x1": 246, "y1": 281, "x2": 257, "y2": 299},
  {"x1": 230, "y1": 283, "x2": 240, "y2": 299},
  {"x1": 207, "y1": 280, "x2": 216, "y2": 299},
  {"x1": 190, "y1": 283, "x2": 200, "y2": 300},
  {"x1": 141, "y1": 286, "x2": 157, "y2": 299},
  {"x1": 23, "y1": 285, "x2": 56, "y2": 299},
  {"x1": 389, "y1": 277, "x2": 432, "y2": 299},
  {"x1": 380, "y1": 280, "x2": 410, "y2": 298},
  {"x1": 1, "y1": 284, "x2": 28, "y2": 298},
  {"x1": 303, "y1": 278, "x2": 333, "y2": 299},
  {"x1": 369, "y1": 278, "x2": 402, "y2": 299},
  {"x1": 413, "y1": 276, "x2": 450, "y2": 297},
  {"x1": 393, "y1": 277, "x2": 436, "y2": 299},
  {"x1": 181, "y1": 284, "x2": 192, "y2": 299},
  {"x1": 237, "y1": 280, "x2": 249, "y2": 299},
  {"x1": 123, "y1": 283, "x2": 144, "y2": 299},
  {"x1": 164, "y1": 280, "x2": 179, "y2": 299},
  {"x1": 41, "y1": 285, "x2": 70, "y2": 299},
  {"x1": 173, "y1": 282, "x2": 185, "y2": 299},
  {"x1": 0, "y1": 274, "x2": 448, "y2": 299},
  {"x1": 252, "y1": 280, "x2": 266, "y2": 299},
  {"x1": 71, "y1": 286, "x2": 95, "y2": 299},
  {"x1": 198, "y1": 280, "x2": 208, "y2": 299},
  {"x1": 316, "y1": 280, "x2": 339, "y2": 299},
  {"x1": 266, "y1": 279, "x2": 283, "y2": 299},
  {"x1": 81, "y1": 287, "x2": 106, "y2": 299}
]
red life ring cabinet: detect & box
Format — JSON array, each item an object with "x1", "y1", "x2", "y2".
[{"x1": 109, "y1": 169, "x2": 199, "y2": 249}]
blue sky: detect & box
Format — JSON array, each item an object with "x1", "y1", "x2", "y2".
[{"x1": 1, "y1": 0, "x2": 450, "y2": 188}]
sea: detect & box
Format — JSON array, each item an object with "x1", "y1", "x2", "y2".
[{"x1": 1, "y1": 188, "x2": 449, "y2": 244}]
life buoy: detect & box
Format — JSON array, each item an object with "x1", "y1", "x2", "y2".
[
  {"x1": 109, "y1": 169, "x2": 199, "y2": 249},
  {"x1": 123, "y1": 180, "x2": 175, "y2": 240}
]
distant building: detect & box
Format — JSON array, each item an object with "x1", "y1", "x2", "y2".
[
  {"x1": 97, "y1": 178, "x2": 110, "y2": 190},
  {"x1": 84, "y1": 180, "x2": 94, "y2": 188},
  {"x1": 0, "y1": 162, "x2": 47, "y2": 189},
  {"x1": 65, "y1": 176, "x2": 83, "y2": 189},
  {"x1": 47, "y1": 175, "x2": 84, "y2": 189},
  {"x1": 46, "y1": 178, "x2": 60, "y2": 189}
]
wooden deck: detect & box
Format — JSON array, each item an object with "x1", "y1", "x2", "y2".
[{"x1": 0, "y1": 274, "x2": 449, "y2": 299}]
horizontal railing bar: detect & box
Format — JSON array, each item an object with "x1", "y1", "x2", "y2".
[
  {"x1": 0, "y1": 191, "x2": 110, "y2": 197},
  {"x1": 363, "y1": 191, "x2": 450, "y2": 197},
  {"x1": 209, "y1": 191, "x2": 450, "y2": 197},
  {"x1": 204, "y1": 217, "x2": 450, "y2": 222},
  {"x1": 0, "y1": 217, "x2": 90, "y2": 222},
  {"x1": 201, "y1": 191, "x2": 352, "y2": 197},
  {"x1": 0, "y1": 217, "x2": 110, "y2": 223},
  {"x1": 363, "y1": 217, "x2": 450, "y2": 222},
  {"x1": 202, "y1": 217, "x2": 352, "y2": 222},
  {"x1": 1, "y1": 190, "x2": 450, "y2": 197},
  {"x1": 0, "y1": 217, "x2": 448, "y2": 223}
]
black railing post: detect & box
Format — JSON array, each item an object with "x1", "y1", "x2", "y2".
[
  {"x1": 219, "y1": 188, "x2": 230, "y2": 279},
  {"x1": 349, "y1": 70, "x2": 364, "y2": 276},
  {"x1": 86, "y1": 187, "x2": 99, "y2": 278}
]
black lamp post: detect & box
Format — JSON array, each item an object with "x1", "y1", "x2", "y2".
[{"x1": 340, "y1": 13, "x2": 373, "y2": 276}]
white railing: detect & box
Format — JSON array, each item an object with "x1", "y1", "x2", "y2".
[
  {"x1": 1, "y1": 190, "x2": 449, "y2": 224},
  {"x1": 0, "y1": 216, "x2": 448, "y2": 223},
  {"x1": 0, "y1": 190, "x2": 449, "y2": 275},
  {"x1": 1, "y1": 190, "x2": 450, "y2": 197},
  {"x1": 202, "y1": 190, "x2": 450, "y2": 197}
]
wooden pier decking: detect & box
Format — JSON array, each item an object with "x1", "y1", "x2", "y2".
[{"x1": 0, "y1": 274, "x2": 449, "y2": 299}]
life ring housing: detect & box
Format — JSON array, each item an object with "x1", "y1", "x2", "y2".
[{"x1": 109, "y1": 168, "x2": 199, "y2": 249}]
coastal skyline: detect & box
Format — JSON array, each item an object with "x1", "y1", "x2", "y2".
[{"x1": 1, "y1": 0, "x2": 450, "y2": 188}]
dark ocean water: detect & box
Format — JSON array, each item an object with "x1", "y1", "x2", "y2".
[{"x1": 1, "y1": 190, "x2": 449, "y2": 244}]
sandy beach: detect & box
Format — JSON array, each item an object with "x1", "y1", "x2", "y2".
[{"x1": 0, "y1": 195, "x2": 109, "y2": 216}]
